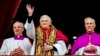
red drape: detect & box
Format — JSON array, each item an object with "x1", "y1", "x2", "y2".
[{"x1": 0, "y1": 0, "x2": 22, "y2": 46}]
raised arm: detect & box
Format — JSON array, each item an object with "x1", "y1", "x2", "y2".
[{"x1": 24, "y1": 4, "x2": 35, "y2": 40}]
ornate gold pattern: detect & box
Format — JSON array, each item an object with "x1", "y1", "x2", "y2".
[{"x1": 35, "y1": 25, "x2": 57, "y2": 56}]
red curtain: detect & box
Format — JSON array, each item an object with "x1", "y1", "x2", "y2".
[{"x1": 0, "y1": 0, "x2": 22, "y2": 46}]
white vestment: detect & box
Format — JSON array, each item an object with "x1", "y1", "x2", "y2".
[
  {"x1": 75, "y1": 46, "x2": 100, "y2": 55},
  {"x1": 0, "y1": 37, "x2": 32, "y2": 55},
  {"x1": 24, "y1": 19, "x2": 68, "y2": 55}
]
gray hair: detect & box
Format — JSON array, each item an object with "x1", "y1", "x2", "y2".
[
  {"x1": 13, "y1": 21, "x2": 24, "y2": 28},
  {"x1": 84, "y1": 17, "x2": 96, "y2": 24},
  {"x1": 40, "y1": 15, "x2": 52, "y2": 22}
]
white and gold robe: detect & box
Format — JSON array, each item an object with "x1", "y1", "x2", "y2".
[{"x1": 24, "y1": 19, "x2": 68, "y2": 55}]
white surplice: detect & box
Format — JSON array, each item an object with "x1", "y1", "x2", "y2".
[{"x1": 0, "y1": 37, "x2": 32, "y2": 55}]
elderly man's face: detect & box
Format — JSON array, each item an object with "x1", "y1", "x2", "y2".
[
  {"x1": 85, "y1": 18, "x2": 96, "y2": 32},
  {"x1": 13, "y1": 22, "x2": 24, "y2": 36},
  {"x1": 40, "y1": 16, "x2": 51, "y2": 28}
]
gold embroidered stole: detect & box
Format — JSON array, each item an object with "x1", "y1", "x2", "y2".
[{"x1": 35, "y1": 25, "x2": 56, "y2": 56}]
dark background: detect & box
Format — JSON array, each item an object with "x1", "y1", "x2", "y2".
[{"x1": 6, "y1": 0, "x2": 100, "y2": 45}]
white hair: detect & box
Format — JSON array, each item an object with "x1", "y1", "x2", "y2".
[
  {"x1": 84, "y1": 17, "x2": 96, "y2": 24},
  {"x1": 40, "y1": 15, "x2": 52, "y2": 22},
  {"x1": 13, "y1": 21, "x2": 24, "y2": 28}
]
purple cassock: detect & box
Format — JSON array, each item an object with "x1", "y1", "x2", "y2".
[{"x1": 71, "y1": 32, "x2": 100, "y2": 54}]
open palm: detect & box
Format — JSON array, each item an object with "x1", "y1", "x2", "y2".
[{"x1": 26, "y1": 4, "x2": 34, "y2": 16}]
